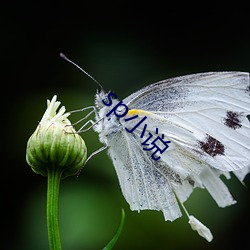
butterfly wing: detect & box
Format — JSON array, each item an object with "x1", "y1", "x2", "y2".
[
  {"x1": 106, "y1": 128, "x2": 182, "y2": 221},
  {"x1": 120, "y1": 112, "x2": 237, "y2": 210},
  {"x1": 103, "y1": 72, "x2": 249, "y2": 222},
  {"x1": 123, "y1": 72, "x2": 250, "y2": 174}
]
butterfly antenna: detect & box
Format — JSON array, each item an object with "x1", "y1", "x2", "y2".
[{"x1": 60, "y1": 53, "x2": 104, "y2": 91}]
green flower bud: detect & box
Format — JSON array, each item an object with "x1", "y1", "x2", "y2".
[{"x1": 26, "y1": 95, "x2": 87, "y2": 178}]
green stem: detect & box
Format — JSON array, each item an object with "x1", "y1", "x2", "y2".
[{"x1": 47, "y1": 165, "x2": 63, "y2": 250}]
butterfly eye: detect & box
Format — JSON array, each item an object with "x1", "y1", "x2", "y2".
[{"x1": 103, "y1": 97, "x2": 108, "y2": 103}]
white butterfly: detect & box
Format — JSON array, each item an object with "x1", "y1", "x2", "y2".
[
  {"x1": 57, "y1": 54, "x2": 250, "y2": 241},
  {"x1": 86, "y1": 71, "x2": 250, "y2": 241}
]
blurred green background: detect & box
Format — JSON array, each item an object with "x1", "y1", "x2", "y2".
[{"x1": 2, "y1": 2, "x2": 250, "y2": 250}]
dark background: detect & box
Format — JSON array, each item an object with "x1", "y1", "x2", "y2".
[{"x1": 2, "y1": 1, "x2": 250, "y2": 250}]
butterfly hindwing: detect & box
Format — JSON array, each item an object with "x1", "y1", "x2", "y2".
[{"x1": 107, "y1": 129, "x2": 183, "y2": 221}]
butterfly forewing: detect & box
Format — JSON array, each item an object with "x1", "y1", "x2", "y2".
[{"x1": 123, "y1": 72, "x2": 250, "y2": 173}]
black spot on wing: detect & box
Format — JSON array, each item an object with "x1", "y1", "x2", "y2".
[
  {"x1": 199, "y1": 135, "x2": 225, "y2": 157},
  {"x1": 246, "y1": 84, "x2": 250, "y2": 94},
  {"x1": 224, "y1": 111, "x2": 243, "y2": 130},
  {"x1": 186, "y1": 177, "x2": 195, "y2": 186}
]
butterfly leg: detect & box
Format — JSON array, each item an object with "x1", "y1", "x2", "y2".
[
  {"x1": 77, "y1": 119, "x2": 96, "y2": 132},
  {"x1": 77, "y1": 145, "x2": 108, "y2": 176},
  {"x1": 68, "y1": 106, "x2": 100, "y2": 132},
  {"x1": 85, "y1": 145, "x2": 108, "y2": 165},
  {"x1": 70, "y1": 106, "x2": 96, "y2": 126}
]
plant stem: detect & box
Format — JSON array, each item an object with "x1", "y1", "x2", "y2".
[{"x1": 47, "y1": 165, "x2": 63, "y2": 250}]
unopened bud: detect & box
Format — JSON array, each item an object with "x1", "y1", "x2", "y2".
[{"x1": 26, "y1": 95, "x2": 87, "y2": 178}]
